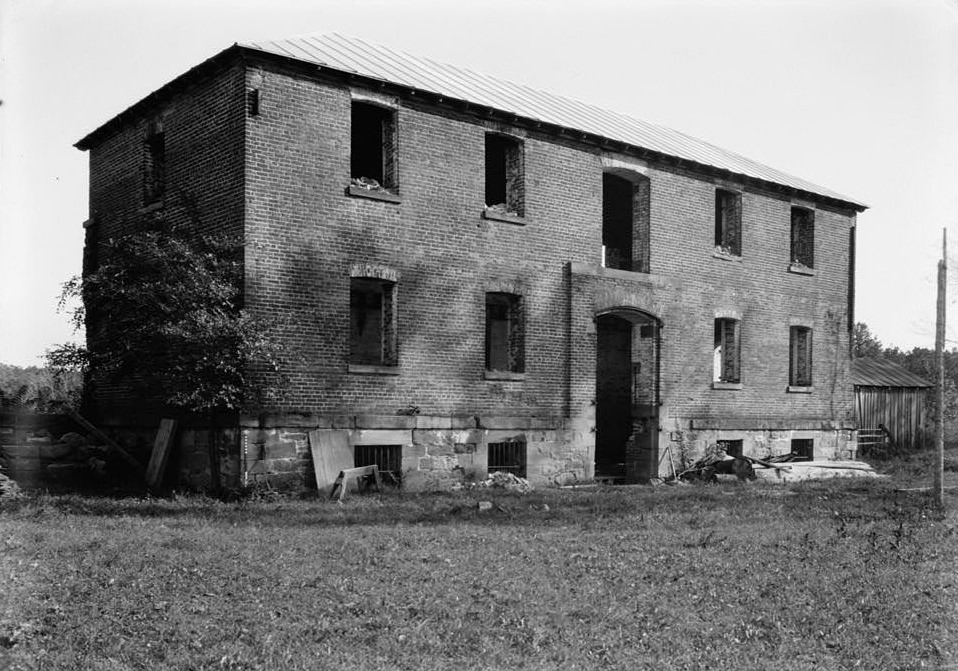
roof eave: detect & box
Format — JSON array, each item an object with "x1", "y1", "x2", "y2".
[
  {"x1": 240, "y1": 45, "x2": 868, "y2": 212},
  {"x1": 75, "y1": 44, "x2": 245, "y2": 151}
]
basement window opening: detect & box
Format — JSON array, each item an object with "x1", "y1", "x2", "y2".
[
  {"x1": 790, "y1": 207, "x2": 815, "y2": 269},
  {"x1": 351, "y1": 101, "x2": 397, "y2": 192},
  {"x1": 716, "y1": 439, "x2": 743, "y2": 458},
  {"x1": 485, "y1": 292, "x2": 524, "y2": 373},
  {"x1": 143, "y1": 122, "x2": 166, "y2": 204},
  {"x1": 791, "y1": 438, "x2": 814, "y2": 459},
  {"x1": 714, "y1": 189, "x2": 742, "y2": 256},
  {"x1": 713, "y1": 318, "x2": 741, "y2": 384},
  {"x1": 789, "y1": 326, "x2": 813, "y2": 387},
  {"x1": 485, "y1": 134, "x2": 524, "y2": 217},
  {"x1": 488, "y1": 440, "x2": 527, "y2": 478},
  {"x1": 350, "y1": 277, "x2": 397, "y2": 367},
  {"x1": 355, "y1": 444, "x2": 402, "y2": 485}
]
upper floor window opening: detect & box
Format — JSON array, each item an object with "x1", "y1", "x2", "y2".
[
  {"x1": 790, "y1": 207, "x2": 815, "y2": 269},
  {"x1": 789, "y1": 326, "x2": 813, "y2": 388},
  {"x1": 485, "y1": 292, "x2": 524, "y2": 374},
  {"x1": 714, "y1": 189, "x2": 742, "y2": 257},
  {"x1": 713, "y1": 318, "x2": 741, "y2": 385},
  {"x1": 485, "y1": 134, "x2": 525, "y2": 218},
  {"x1": 350, "y1": 276, "x2": 398, "y2": 368},
  {"x1": 143, "y1": 121, "x2": 165, "y2": 204},
  {"x1": 351, "y1": 101, "x2": 397, "y2": 193}
]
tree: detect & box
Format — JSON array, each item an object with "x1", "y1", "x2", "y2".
[
  {"x1": 852, "y1": 322, "x2": 884, "y2": 359},
  {"x1": 49, "y1": 218, "x2": 288, "y2": 415}
]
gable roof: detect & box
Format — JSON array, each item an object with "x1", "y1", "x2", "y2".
[
  {"x1": 852, "y1": 358, "x2": 933, "y2": 388},
  {"x1": 240, "y1": 33, "x2": 867, "y2": 211}
]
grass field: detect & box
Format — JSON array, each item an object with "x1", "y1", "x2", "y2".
[{"x1": 1, "y1": 452, "x2": 956, "y2": 670}]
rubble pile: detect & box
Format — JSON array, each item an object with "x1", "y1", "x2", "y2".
[{"x1": 472, "y1": 471, "x2": 533, "y2": 493}]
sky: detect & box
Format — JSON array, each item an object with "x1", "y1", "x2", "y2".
[{"x1": 0, "y1": 0, "x2": 956, "y2": 367}]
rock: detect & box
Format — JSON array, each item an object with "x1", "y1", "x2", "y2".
[
  {"x1": 478, "y1": 501, "x2": 493, "y2": 511},
  {"x1": 58, "y1": 432, "x2": 87, "y2": 448},
  {"x1": 39, "y1": 443, "x2": 74, "y2": 461}
]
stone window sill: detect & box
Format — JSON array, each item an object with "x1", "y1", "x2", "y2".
[
  {"x1": 712, "y1": 381, "x2": 743, "y2": 391},
  {"x1": 482, "y1": 208, "x2": 526, "y2": 226},
  {"x1": 484, "y1": 370, "x2": 526, "y2": 381},
  {"x1": 712, "y1": 249, "x2": 742, "y2": 262},
  {"x1": 138, "y1": 200, "x2": 165, "y2": 215},
  {"x1": 346, "y1": 185, "x2": 401, "y2": 204},
  {"x1": 349, "y1": 363, "x2": 400, "y2": 376},
  {"x1": 787, "y1": 385, "x2": 813, "y2": 394},
  {"x1": 788, "y1": 262, "x2": 816, "y2": 276}
]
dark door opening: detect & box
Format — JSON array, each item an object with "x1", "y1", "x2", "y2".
[
  {"x1": 595, "y1": 315, "x2": 632, "y2": 480},
  {"x1": 595, "y1": 312, "x2": 660, "y2": 483}
]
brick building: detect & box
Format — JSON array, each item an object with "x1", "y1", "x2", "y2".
[{"x1": 76, "y1": 34, "x2": 867, "y2": 491}]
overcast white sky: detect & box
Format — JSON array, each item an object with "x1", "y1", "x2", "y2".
[{"x1": 1, "y1": 0, "x2": 956, "y2": 366}]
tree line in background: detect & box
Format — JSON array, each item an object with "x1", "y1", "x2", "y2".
[{"x1": 0, "y1": 363, "x2": 82, "y2": 412}]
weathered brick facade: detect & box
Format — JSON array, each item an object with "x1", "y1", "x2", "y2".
[{"x1": 77, "y1": 40, "x2": 864, "y2": 491}]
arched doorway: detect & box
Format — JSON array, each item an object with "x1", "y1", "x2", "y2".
[{"x1": 595, "y1": 309, "x2": 661, "y2": 483}]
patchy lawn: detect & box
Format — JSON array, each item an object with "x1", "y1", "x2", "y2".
[{"x1": 1, "y1": 452, "x2": 956, "y2": 670}]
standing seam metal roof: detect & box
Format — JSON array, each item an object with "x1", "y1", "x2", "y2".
[
  {"x1": 241, "y1": 33, "x2": 866, "y2": 209},
  {"x1": 851, "y1": 358, "x2": 933, "y2": 388}
]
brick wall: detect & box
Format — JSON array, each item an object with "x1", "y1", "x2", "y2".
[
  {"x1": 84, "y1": 62, "x2": 247, "y2": 412},
  {"x1": 83, "y1": 52, "x2": 859, "y2": 489}
]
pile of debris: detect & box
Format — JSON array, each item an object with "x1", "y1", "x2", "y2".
[
  {"x1": 674, "y1": 448, "x2": 880, "y2": 484},
  {"x1": 0, "y1": 470, "x2": 22, "y2": 500},
  {"x1": 465, "y1": 471, "x2": 533, "y2": 493}
]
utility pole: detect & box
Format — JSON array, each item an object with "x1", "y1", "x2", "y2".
[{"x1": 934, "y1": 228, "x2": 946, "y2": 508}]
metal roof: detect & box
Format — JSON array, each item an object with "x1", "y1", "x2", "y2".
[
  {"x1": 852, "y1": 358, "x2": 933, "y2": 388},
  {"x1": 241, "y1": 33, "x2": 867, "y2": 210}
]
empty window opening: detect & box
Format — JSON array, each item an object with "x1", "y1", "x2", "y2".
[
  {"x1": 247, "y1": 88, "x2": 260, "y2": 116},
  {"x1": 713, "y1": 318, "x2": 741, "y2": 384},
  {"x1": 716, "y1": 439, "x2": 743, "y2": 458},
  {"x1": 602, "y1": 173, "x2": 634, "y2": 271},
  {"x1": 351, "y1": 102, "x2": 397, "y2": 190},
  {"x1": 355, "y1": 444, "x2": 402, "y2": 485},
  {"x1": 791, "y1": 438, "x2": 814, "y2": 460},
  {"x1": 143, "y1": 123, "x2": 165, "y2": 203},
  {"x1": 790, "y1": 207, "x2": 815, "y2": 268},
  {"x1": 715, "y1": 189, "x2": 742, "y2": 256},
  {"x1": 485, "y1": 134, "x2": 524, "y2": 216},
  {"x1": 350, "y1": 277, "x2": 397, "y2": 366},
  {"x1": 789, "y1": 326, "x2": 813, "y2": 387},
  {"x1": 488, "y1": 440, "x2": 527, "y2": 478},
  {"x1": 485, "y1": 293, "x2": 524, "y2": 373}
]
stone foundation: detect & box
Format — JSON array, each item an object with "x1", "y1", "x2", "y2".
[
  {"x1": 663, "y1": 421, "x2": 858, "y2": 478},
  {"x1": 240, "y1": 414, "x2": 594, "y2": 492}
]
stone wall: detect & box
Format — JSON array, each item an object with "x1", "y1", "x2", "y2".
[{"x1": 239, "y1": 413, "x2": 592, "y2": 492}]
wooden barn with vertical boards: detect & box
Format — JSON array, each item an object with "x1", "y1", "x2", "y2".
[{"x1": 852, "y1": 358, "x2": 932, "y2": 453}]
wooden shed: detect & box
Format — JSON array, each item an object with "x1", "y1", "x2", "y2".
[{"x1": 852, "y1": 358, "x2": 932, "y2": 453}]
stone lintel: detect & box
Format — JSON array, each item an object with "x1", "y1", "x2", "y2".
[
  {"x1": 351, "y1": 429, "x2": 412, "y2": 446},
  {"x1": 354, "y1": 414, "x2": 418, "y2": 429},
  {"x1": 689, "y1": 418, "x2": 842, "y2": 431}
]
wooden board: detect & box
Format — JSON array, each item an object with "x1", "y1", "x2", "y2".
[
  {"x1": 64, "y1": 406, "x2": 145, "y2": 477},
  {"x1": 146, "y1": 419, "x2": 178, "y2": 490},
  {"x1": 308, "y1": 430, "x2": 353, "y2": 493}
]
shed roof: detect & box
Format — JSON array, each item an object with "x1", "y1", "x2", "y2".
[
  {"x1": 240, "y1": 33, "x2": 866, "y2": 210},
  {"x1": 852, "y1": 358, "x2": 933, "y2": 388}
]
